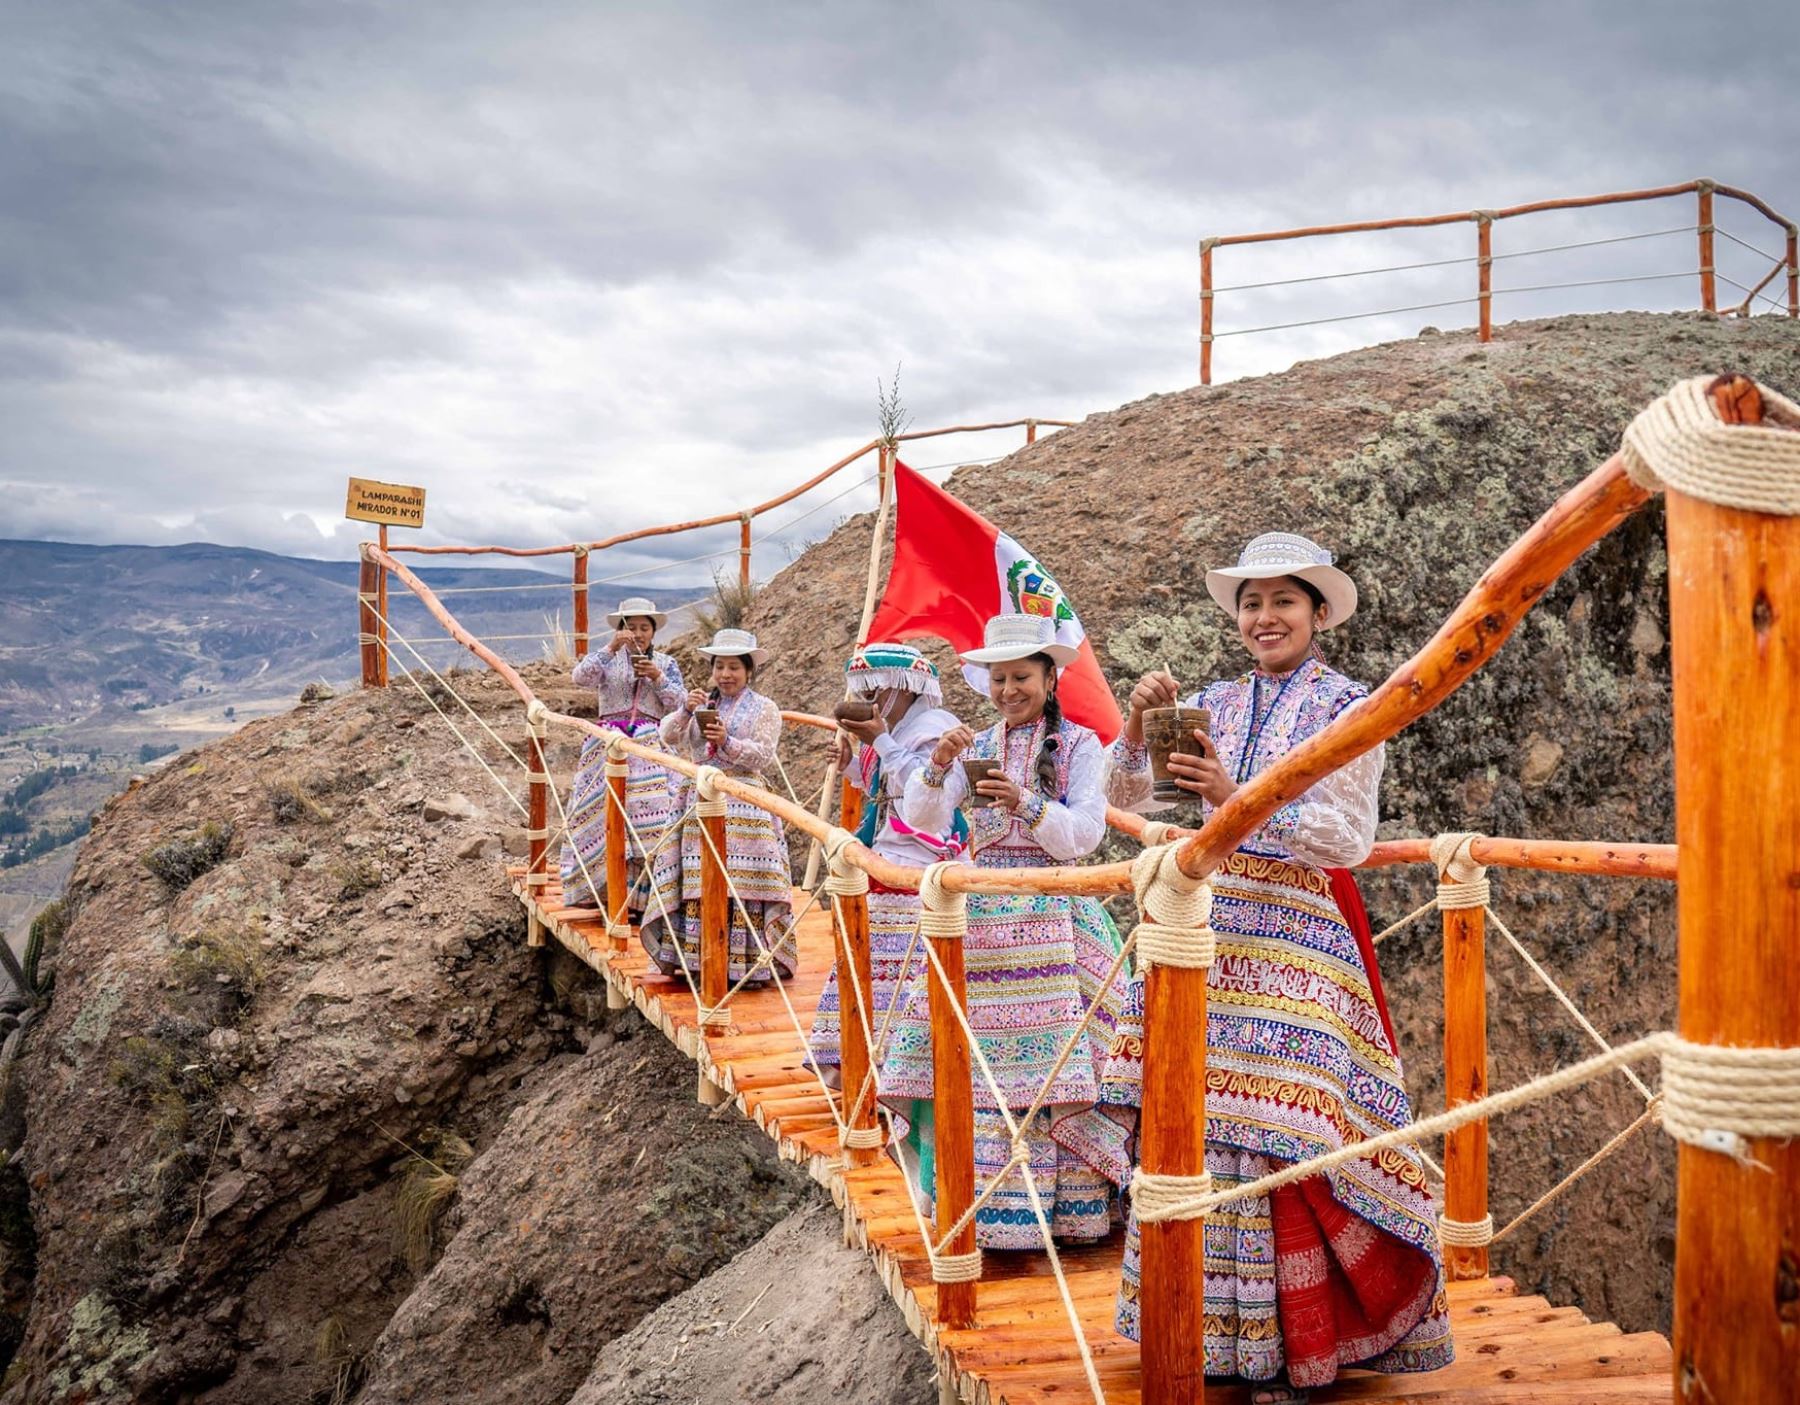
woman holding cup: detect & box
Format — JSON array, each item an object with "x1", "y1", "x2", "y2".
[
  {"x1": 877, "y1": 613, "x2": 1130, "y2": 1250},
  {"x1": 1096, "y1": 533, "x2": 1452, "y2": 1396},
  {"x1": 639, "y1": 629, "x2": 795, "y2": 985},
  {"x1": 559, "y1": 597, "x2": 685, "y2": 910}
]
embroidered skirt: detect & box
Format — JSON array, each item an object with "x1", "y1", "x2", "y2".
[
  {"x1": 638, "y1": 790, "x2": 795, "y2": 985},
  {"x1": 1090, "y1": 849, "x2": 1454, "y2": 1381},
  {"x1": 558, "y1": 720, "x2": 675, "y2": 910}
]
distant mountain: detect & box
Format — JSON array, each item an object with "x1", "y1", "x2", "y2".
[{"x1": 0, "y1": 540, "x2": 709, "y2": 731}]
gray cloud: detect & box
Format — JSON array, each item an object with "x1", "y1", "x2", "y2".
[{"x1": 1, "y1": 0, "x2": 1794, "y2": 573}]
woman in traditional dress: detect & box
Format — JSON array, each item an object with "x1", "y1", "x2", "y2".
[
  {"x1": 879, "y1": 614, "x2": 1130, "y2": 1249},
  {"x1": 559, "y1": 596, "x2": 684, "y2": 910},
  {"x1": 640, "y1": 628, "x2": 796, "y2": 985},
  {"x1": 807, "y1": 642, "x2": 965, "y2": 1086},
  {"x1": 1100, "y1": 532, "x2": 1453, "y2": 1400}
]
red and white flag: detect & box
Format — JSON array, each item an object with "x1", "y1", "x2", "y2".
[{"x1": 865, "y1": 461, "x2": 1122, "y2": 743}]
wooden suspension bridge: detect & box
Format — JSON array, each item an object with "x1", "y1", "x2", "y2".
[{"x1": 354, "y1": 373, "x2": 1800, "y2": 1404}]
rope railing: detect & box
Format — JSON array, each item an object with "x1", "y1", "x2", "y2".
[
  {"x1": 351, "y1": 371, "x2": 1800, "y2": 1405},
  {"x1": 1199, "y1": 177, "x2": 1799, "y2": 383}
]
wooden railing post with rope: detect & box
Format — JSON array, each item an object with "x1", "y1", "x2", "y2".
[
  {"x1": 1660, "y1": 375, "x2": 1800, "y2": 1403},
  {"x1": 1437, "y1": 834, "x2": 1491, "y2": 1280},
  {"x1": 358, "y1": 551, "x2": 382, "y2": 689},
  {"x1": 1198, "y1": 179, "x2": 1798, "y2": 384},
  {"x1": 524, "y1": 706, "x2": 550, "y2": 948},
  {"x1": 697, "y1": 772, "x2": 731, "y2": 1106},
  {"x1": 924, "y1": 872, "x2": 979, "y2": 1331}
]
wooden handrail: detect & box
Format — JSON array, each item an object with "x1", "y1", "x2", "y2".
[{"x1": 387, "y1": 417, "x2": 1076, "y2": 558}]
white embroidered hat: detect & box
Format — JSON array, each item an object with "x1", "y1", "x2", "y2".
[
  {"x1": 958, "y1": 613, "x2": 1078, "y2": 667},
  {"x1": 1204, "y1": 532, "x2": 1358, "y2": 630},
  {"x1": 697, "y1": 627, "x2": 768, "y2": 667},
  {"x1": 605, "y1": 596, "x2": 667, "y2": 629}
]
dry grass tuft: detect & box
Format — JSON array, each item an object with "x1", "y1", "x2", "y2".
[
  {"x1": 693, "y1": 567, "x2": 756, "y2": 636},
  {"x1": 389, "y1": 1128, "x2": 473, "y2": 1274},
  {"x1": 541, "y1": 610, "x2": 573, "y2": 667},
  {"x1": 314, "y1": 1312, "x2": 362, "y2": 1405},
  {"x1": 263, "y1": 769, "x2": 334, "y2": 824}
]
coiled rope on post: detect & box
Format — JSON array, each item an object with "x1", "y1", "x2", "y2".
[
  {"x1": 1130, "y1": 843, "x2": 1215, "y2": 971},
  {"x1": 1429, "y1": 831, "x2": 1490, "y2": 909},
  {"x1": 823, "y1": 827, "x2": 869, "y2": 897},
  {"x1": 1621, "y1": 374, "x2": 1800, "y2": 514},
  {"x1": 693, "y1": 764, "x2": 728, "y2": 818},
  {"x1": 1437, "y1": 1213, "x2": 1495, "y2": 1248},
  {"x1": 919, "y1": 861, "x2": 968, "y2": 939}
]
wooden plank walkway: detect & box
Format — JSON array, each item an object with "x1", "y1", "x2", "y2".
[{"x1": 511, "y1": 868, "x2": 1673, "y2": 1405}]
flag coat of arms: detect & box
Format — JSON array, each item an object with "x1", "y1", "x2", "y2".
[{"x1": 865, "y1": 461, "x2": 1123, "y2": 743}]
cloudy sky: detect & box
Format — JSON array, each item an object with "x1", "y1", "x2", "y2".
[{"x1": 2, "y1": 0, "x2": 1795, "y2": 584}]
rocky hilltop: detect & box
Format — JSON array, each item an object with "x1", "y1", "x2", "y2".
[{"x1": 741, "y1": 311, "x2": 1800, "y2": 1335}]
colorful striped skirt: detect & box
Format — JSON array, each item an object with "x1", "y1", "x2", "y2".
[
  {"x1": 557, "y1": 720, "x2": 674, "y2": 910},
  {"x1": 807, "y1": 883, "x2": 923, "y2": 1075},
  {"x1": 878, "y1": 891, "x2": 1128, "y2": 1249},
  {"x1": 638, "y1": 791, "x2": 795, "y2": 985}
]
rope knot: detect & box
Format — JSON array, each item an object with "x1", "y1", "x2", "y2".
[
  {"x1": 1131, "y1": 843, "x2": 1215, "y2": 970},
  {"x1": 1659, "y1": 1035, "x2": 1800, "y2": 1162},
  {"x1": 1430, "y1": 831, "x2": 1490, "y2": 909},
  {"x1": 571, "y1": 543, "x2": 589, "y2": 557},
  {"x1": 1139, "y1": 819, "x2": 1186, "y2": 847},
  {"x1": 919, "y1": 862, "x2": 968, "y2": 939},
  {"x1": 1620, "y1": 375, "x2": 1800, "y2": 514},
  {"x1": 825, "y1": 828, "x2": 870, "y2": 897},
  {"x1": 524, "y1": 698, "x2": 550, "y2": 735},
  {"x1": 693, "y1": 765, "x2": 728, "y2": 816}
]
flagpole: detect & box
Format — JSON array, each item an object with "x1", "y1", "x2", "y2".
[{"x1": 804, "y1": 441, "x2": 893, "y2": 890}]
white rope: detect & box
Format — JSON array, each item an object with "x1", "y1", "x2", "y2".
[
  {"x1": 1622, "y1": 374, "x2": 1800, "y2": 514},
  {"x1": 1661, "y1": 1039, "x2": 1800, "y2": 1148},
  {"x1": 1429, "y1": 831, "x2": 1491, "y2": 910},
  {"x1": 1492, "y1": 1097, "x2": 1662, "y2": 1245},
  {"x1": 1437, "y1": 1214, "x2": 1494, "y2": 1248},
  {"x1": 373, "y1": 637, "x2": 528, "y2": 818},
  {"x1": 930, "y1": 1250, "x2": 983, "y2": 1283},
  {"x1": 1130, "y1": 844, "x2": 1215, "y2": 970},
  {"x1": 1131, "y1": 1168, "x2": 1215, "y2": 1223},
  {"x1": 371, "y1": 606, "x2": 530, "y2": 772}
]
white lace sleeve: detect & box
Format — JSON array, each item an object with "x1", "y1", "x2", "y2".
[
  {"x1": 1017, "y1": 731, "x2": 1107, "y2": 861},
  {"x1": 899, "y1": 754, "x2": 964, "y2": 835},
  {"x1": 722, "y1": 695, "x2": 780, "y2": 772},
  {"x1": 659, "y1": 707, "x2": 695, "y2": 756},
  {"x1": 570, "y1": 647, "x2": 611, "y2": 691},
  {"x1": 1104, "y1": 735, "x2": 1156, "y2": 812},
  {"x1": 1259, "y1": 698, "x2": 1383, "y2": 867}
]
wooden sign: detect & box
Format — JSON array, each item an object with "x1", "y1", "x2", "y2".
[{"x1": 345, "y1": 477, "x2": 426, "y2": 528}]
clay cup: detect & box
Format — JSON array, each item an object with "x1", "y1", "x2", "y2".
[
  {"x1": 693, "y1": 707, "x2": 720, "y2": 734},
  {"x1": 834, "y1": 698, "x2": 877, "y2": 725},
  {"x1": 1145, "y1": 706, "x2": 1212, "y2": 802},
  {"x1": 961, "y1": 758, "x2": 1002, "y2": 808}
]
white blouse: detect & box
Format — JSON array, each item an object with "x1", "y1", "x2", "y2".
[
  {"x1": 660, "y1": 688, "x2": 782, "y2": 780},
  {"x1": 902, "y1": 722, "x2": 1108, "y2": 864}
]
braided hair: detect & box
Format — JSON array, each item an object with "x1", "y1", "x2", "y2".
[{"x1": 1028, "y1": 653, "x2": 1062, "y2": 798}]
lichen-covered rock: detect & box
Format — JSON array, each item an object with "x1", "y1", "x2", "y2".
[{"x1": 741, "y1": 312, "x2": 1800, "y2": 1334}]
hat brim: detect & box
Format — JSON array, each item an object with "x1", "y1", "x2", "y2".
[
  {"x1": 698, "y1": 646, "x2": 768, "y2": 667},
  {"x1": 1204, "y1": 563, "x2": 1357, "y2": 630},
  {"x1": 959, "y1": 640, "x2": 1079, "y2": 667},
  {"x1": 605, "y1": 611, "x2": 667, "y2": 629}
]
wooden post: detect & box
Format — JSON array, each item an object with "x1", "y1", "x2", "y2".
[
  {"x1": 1025, "y1": 419, "x2": 1037, "y2": 446},
  {"x1": 524, "y1": 712, "x2": 548, "y2": 948},
  {"x1": 572, "y1": 546, "x2": 589, "y2": 660},
  {"x1": 1667, "y1": 374, "x2": 1800, "y2": 1405},
  {"x1": 835, "y1": 885, "x2": 881, "y2": 1167},
  {"x1": 1441, "y1": 890, "x2": 1490, "y2": 1279},
  {"x1": 738, "y1": 513, "x2": 753, "y2": 594},
  {"x1": 1138, "y1": 961, "x2": 1210, "y2": 1403},
  {"x1": 358, "y1": 554, "x2": 381, "y2": 689},
  {"x1": 840, "y1": 772, "x2": 865, "y2": 838},
  {"x1": 605, "y1": 750, "x2": 631, "y2": 953},
  {"x1": 375, "y1": 525, "x2": 390, "y2": 687},
  {"x1": 928, "y1": 923, "x2": 977, "y2": 1329},
  {"x1": 1476, "y1": 214, "x2": 1494, "y2": 343},
  {"x1": 697, "y1": 792, "x2": 730, "y2": 1104},
  {"x1": 1787, "y1": 224, "x2": 1797, "y2": 319},
  {"x1": 1199, "y1": 239, "x2": 1215, "y2": 386},
  {"x1": 1698, "y1": 183, "x2": 1717, "y2": 314}
]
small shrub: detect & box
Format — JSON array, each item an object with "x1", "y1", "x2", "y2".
[
  {"x1": 299, "y1": 681, "x2": 336, "y2": 705},
  {"x1": 330, "y1": 857, "x2": 382, "y2": 902},
  {"x1": 390, "y1": 1129, "x2": 473, "y2": 1274},
  {"x1": 141, "y1": 823, "x2": 233, "y2": 893},
  {"x1": 692, "y1": 567, "x2": 756, "y2": 636},
  {"x1": 169, "y1": 922, "x2": 264, "y2": 1013},
  {"x1": 263, "y1": 771, "x2": 333, "y2": 825}
]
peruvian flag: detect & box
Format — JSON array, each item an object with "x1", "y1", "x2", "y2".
[{"x1": 865, "y1": 461, "x2": 1122, "y2": 743}]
